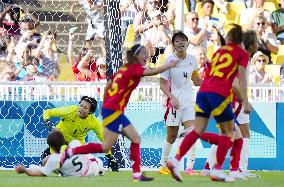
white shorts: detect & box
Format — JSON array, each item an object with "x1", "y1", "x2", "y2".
[
  {"x1": 165, "y1": 104, "x2": 195, "y2": 126},
  {"x1": 235, "y1": 102, "x2": 250, "y2": 125},
  {"x1": 86, "y1": 18, "x2": 105, "y2": 40}
]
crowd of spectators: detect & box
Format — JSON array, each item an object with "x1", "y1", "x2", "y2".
[{"x1": 0, "y1": 0, "x2": 283, "y2": 84}]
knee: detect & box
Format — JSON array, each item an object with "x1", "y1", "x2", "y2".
[
  {"x1": 101, "y1": 143, "x2": 112, "y2": 153},
  {"x1": 167, "y1": 134, "x2": 177, "y2": 144},
  {"x1": 131, "y1": 136, "x2": 141, "y2": 144}
]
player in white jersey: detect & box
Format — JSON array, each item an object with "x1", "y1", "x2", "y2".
[
  {"x1": 15, "y1": 130, "x2": 104, "y2": 177},
  {"x1": 159, "y1": 31, "x2": 202, "y2": 175}
]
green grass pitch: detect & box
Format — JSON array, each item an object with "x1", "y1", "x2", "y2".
[{"x1": 1, "y1": 170, "x2": 284, "y2": 187}]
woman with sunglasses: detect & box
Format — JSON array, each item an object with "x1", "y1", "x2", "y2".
[{"x1": 253, "y1": 15, "x2": 278, "y2": 64}]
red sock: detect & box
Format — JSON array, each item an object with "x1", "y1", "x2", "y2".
[
  {"x1": 72, "y1": 143, "x2": 103, "y2": 155},
  {"x1": 130, "y1": 143, "x2": 141, "y2": 173},
  {"x1": 230, "y1": 138, "x2": 243, "y2": 171},
  {"x1": 204, "y1": 162, "x2": 210, "y2": 170},
  {"x1": 175, "y1": 130, "x2": 199, "y2": 161},
  {"x1": 214, "y1": 136, "x2": 233, "y2": 170},
  {"x1": 200, "y1": 132, "x2": 220, "y2": 145}
]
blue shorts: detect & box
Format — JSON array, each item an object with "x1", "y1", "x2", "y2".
[
  {"x1": 101, "y1": 108, "x2": 131, "y2": 133},
  {"x1": 195, "y1": 92, "x2": 234, "y2": 123}
]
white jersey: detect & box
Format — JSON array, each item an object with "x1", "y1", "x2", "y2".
[
  {"x1": 41, "y1": 140, "x2": 104, "y2": 177},
  {"x1": 79, "y1": 0, "x2": 103, "y2": 22},
  {"x1": 160, "y1": 53, "x2": 198, "y2": 109}
]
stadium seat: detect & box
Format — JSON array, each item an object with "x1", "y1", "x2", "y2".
[
  {"x1": 271, "y1": 45, "x2": 284, "y2": 65},
  {"x1": 265, "y1": 64, "x2": 281, "y2": 84},
  {"x1": 57, "y1": 54, "x2": 75, "y2": 81},
  {"x1": 123, "y1": 24, "x2": 135, "y2": 48},
  {"x1": 207, "y1": 43, "x2": 215, "y2": 60},
  {"x1": 220, "y1": 2, "x2": 246, "y2": 24},
  {"x1": 263, "y1": 2, "x2": 279, "y2": 12},
  {"x1": 195, "y1": 2, "x2": 219, "y2": 18}
]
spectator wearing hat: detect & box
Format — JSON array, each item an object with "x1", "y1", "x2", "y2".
[{"x1": 249, "y1": 51, "x2": 273, "y2": 84}]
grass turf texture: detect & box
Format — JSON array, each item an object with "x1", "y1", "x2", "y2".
[{"x1": 1, "y1": 170, "x2": 284, "y2": 187}]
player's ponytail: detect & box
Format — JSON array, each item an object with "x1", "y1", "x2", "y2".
[
  {"x1": 226, "y1": 24, "x2": 243, "y2": 45},
  {"x1": 125, "y1": 44, "x2": 144, "y2": 65}
]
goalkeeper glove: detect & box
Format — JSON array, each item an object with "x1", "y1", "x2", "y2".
[{"x1": 105, "y1": 154, "x2": 119, "y2": 172}]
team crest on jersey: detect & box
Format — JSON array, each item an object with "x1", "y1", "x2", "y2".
[{"x1": 84, "y1": 127, "x2": 89, "y2": 131}]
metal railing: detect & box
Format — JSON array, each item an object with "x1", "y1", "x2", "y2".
[{"x1": 0, "y1": 81, "x2": 283, "y2": 102}]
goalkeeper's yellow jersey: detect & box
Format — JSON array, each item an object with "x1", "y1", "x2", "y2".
[{"x1": 43, "y1": 105, "x2": 104, "y2": 144}]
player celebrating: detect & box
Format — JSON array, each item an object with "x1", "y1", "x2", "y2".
[
  {"x1": 59, "y1": 44, "x2": 179, "y2": 182},
  {"x1": 167, "y1": 24, "x2": 252, "y2": 182},
  {"x1": 42, "y1": 96, "x2": 119, "y2": 172},
  {"x1": 15, "y1": 130, "x2": 104, "y2": 177},
  {"x1": 159, "y1": 31, "x2": 202, "y2": 175}
]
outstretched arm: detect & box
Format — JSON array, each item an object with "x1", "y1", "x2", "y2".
[
  {"x1": 143, "y1": 59, "x2": 179, "y2": 76},
  {"x1": 15, "y1": 164, "x2": 46, "y2": 177}
]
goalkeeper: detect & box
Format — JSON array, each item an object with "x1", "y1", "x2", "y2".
[{"x1": 41, "y1": 96, "x2": 119, "y2": 172}]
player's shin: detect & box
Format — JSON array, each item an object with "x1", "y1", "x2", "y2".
[
  {"x1": 175, "y1": 130, "x2": 199, "y2": 161},
  {"x1": 160, "y1": 141, "x2": 173, "y2": 167},
  {"x1": 230, "y1": 138, "x2": 243, "y2": 171},
  {"x1": 130, "y1": 143, "x2": 141, "y2": 173},
  {"x1": 214, "y1": 136, "x2": 233, "y2": 170}
]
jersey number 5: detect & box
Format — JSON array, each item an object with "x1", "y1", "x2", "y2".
[
  {"x1": 108, "y1": 73, "x2": 122, "y2": 96},
  {"x1": 72, "y1": 156, "x2": 83, "y2": 172},
  {"x1": 210, "y1": 52, "x2": 234, "y2": 79}
]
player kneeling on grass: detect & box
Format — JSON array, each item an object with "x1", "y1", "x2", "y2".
[
  {"x1": 42, "y1": 96, "x2": 119, "y2": 172},
  {"x1": 15, "y1": 130, "x2": 104, "y2": 177}
]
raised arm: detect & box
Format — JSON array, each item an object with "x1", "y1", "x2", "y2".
[{"x1": 77, "y1": 50, "x2": 95, "y2": 79}]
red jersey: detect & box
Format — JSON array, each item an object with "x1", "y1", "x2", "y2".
[
  {"x1": 103, "y1": 63, "x2": 145, "y2": 111},
  {"x1": 199, "y1": 44, "x2": 249, "y2": 97},
  {"x1": 72, "y1": 60, "x2": 97, "y2": 81}
]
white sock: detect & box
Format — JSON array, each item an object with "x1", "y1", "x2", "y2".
[
  {"x1": 207, "y1": 144, "x2": 217, "y2": 170},
  {"x1": 240, "y1": 138, "x2": 250, "y2": 171},
  {"x1": 186, "y1": 142, "x2": 196, "y2": 169},
  {"x1": 160, "y1": 141, "x2": 173, "y2": 167}
]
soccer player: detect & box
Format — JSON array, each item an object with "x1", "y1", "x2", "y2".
[
  {"x1": 200, "y1": 30, "x2": 259, "y2": 179},
  {"x1": 159, "y1": 31, "x2": 202, "y2": 175},
  {"x1": 167, "y1": 24, "x2": 252, "y2": 182},
  {"x1": 15, "y1": 130, "x2": 104, "y2": 177},
  {"x1": 42, "y1": 96, "x2": 119, "y2": 172},
  {"x1": 59, "y1": 43, "x2": 179, "y2": 182}
]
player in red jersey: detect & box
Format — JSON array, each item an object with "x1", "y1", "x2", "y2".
[
  {"x1": 167, "y1": 24, "x2": 252, "y2": 182},
  {"x1": 59, "y1": 44, "x2": 179, "y2": 182}
]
